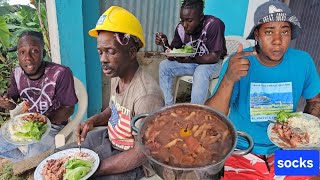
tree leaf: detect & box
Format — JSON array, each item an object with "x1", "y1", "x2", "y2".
[
  {"x1": 0, "y1": 16, "x2": 10, "y2": 48},
  {"x1": 26, "y1": 22, "x2": 36, "y2": 26}
]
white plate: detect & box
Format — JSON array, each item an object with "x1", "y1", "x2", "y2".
[
  {"x1": 1, "y1": 113, "x2": 51, "y2": 145},
  {"x1": 161, "y1": 52, "x2": 196, "y2": 57},
  {"x1": 34, "y1": 148, "x2": 100, "y2": 180},
  {"x1": 267, "y1": 113, "x2": 320, "y2": 149}
]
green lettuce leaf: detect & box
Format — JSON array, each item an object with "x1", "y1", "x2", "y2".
[
  {"x1": 276, "y1": 110, "x2": 302, "y2": 123},
  {"x1": 63, "y1": 166, "x2": 91, "y2": 180},
  {"x1": 64, "y1": 159, "x2": 93, "y2": 169},
  {"x1": 182, "y1": 45, "x2": 194, "y2": 53},
  {"x1": 171, "y1": 45, "x2": 194, "y2": 53},
  {"x1": 63, "y1": 159, "x2": 93, "y2": 180},
  {"x1": 13, "y1": 121, "x2": 47, "y2": 141}
]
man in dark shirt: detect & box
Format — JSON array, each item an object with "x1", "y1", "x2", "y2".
[
  {"x1": 156, "y1": 0, "x2": 227, "y2": 106},
  {"x1": 0, "y1": 31, "x2": 78, "y2": 161}
]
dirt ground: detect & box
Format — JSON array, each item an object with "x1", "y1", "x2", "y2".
[
  {"x1": 0, "y1": 158, "x2": 33, "y2": 180},
  {"x1": 176, "y1": 83, "x2": 192, "y2": 103}
]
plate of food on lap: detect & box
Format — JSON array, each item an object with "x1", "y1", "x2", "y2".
[
  {"x1": 1, "y1": 112, "x2": 51, "y2": 145},
  {"x1": 267, "y1": 110, "x2": 320, "y2": 149},
  {"x1": 34, "y1": 148, "x2": 100, "y2": 180},
  {"x1": 161, "y1": 45, "x2": 196, "y2": 57}
]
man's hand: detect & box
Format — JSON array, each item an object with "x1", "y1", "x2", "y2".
[
  {"x1": 225, "y1": 44, "x2": 256, "y2": 83},
  {"x1": 76, "y1": 120, "x2": 94, "y2": 145},
  {"x1": 0, "y1": 95, "x2": 16, "y2": 110},
  {"x1": 155, "y1": 32, "x2": 168, "y2": 46},
  {"x1": 76, "y1": 107, "x2": 111, "y2": 145}
]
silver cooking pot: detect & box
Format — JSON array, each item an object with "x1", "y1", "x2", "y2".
[{"x1": 131, "y1": 104, "x2": 253, "y2": 180}]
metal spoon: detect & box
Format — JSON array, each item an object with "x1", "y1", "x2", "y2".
[
  {"x1": 269, "y1": 119, "x2": 304, "y2": 134},
  {"x1": 5, "y1": 98, "x2": 18, "y2": 106},
  {"x1": 156, "y1": 32, "x2": 170, "y2": 51},
  {"x1": 268, "y1": 119, "x2": 277, "y2": 123}
]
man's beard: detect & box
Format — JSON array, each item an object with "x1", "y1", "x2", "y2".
[{"x1": 23, "y1": 61, "x2": 45, "y2": 79}]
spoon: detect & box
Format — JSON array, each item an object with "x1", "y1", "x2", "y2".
[
  {"x1": 268, "y1": 119, "x2": 277, "y2": 123},
  {"x1": 156, "y1": 32, "x2": 170, "y2": 51},
  {"x1": 5, "y1": 98, "x2": 18, "y2": 106},
  {"x1": 269, "y1": 119, "x2": 304, "y2": 134}
]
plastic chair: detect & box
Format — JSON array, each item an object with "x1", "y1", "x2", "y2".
[
  {"x1": 55, "y1": 76, "x2": 88, "y2": 148},
  {"x1": 9, "y1": 76, "x2": 88, "y2": 148},
  {"x1": 173, "y1": 36, "x2": 251, "y2": 103}
]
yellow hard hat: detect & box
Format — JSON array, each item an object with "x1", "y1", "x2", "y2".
[{"x1": 89, "y1": 6, "x2": 145, "y2": 48}]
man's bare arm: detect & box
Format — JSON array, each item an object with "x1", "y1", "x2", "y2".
[
  {"x1": 205, "y1": 76, "x2": 234, "y2": 115},
  {"x1": 192, "y1": 51, "x2": 223, "y2": 64},
  {"x1": 304, "y1": 93, "x2": 320, "y2": 118},
  {"x1": 77, "y1": 107, "x2": 111, "y2": 144},
  {"x1": 88, "y1": 107, "x2": 111, "y2": 127},
  {"x1": 205, "y1": 45, "x2": 255, "y2": 115},
  {"x1": 45, "y1": 106, "x2": 74, "y2": 124}
]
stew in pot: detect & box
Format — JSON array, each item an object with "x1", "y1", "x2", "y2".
[{"x1": 142, "y1": 107, "x2": 233, "y2": 168}]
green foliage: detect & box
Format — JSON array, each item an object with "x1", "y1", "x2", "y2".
[
  {"x1": 0, "y1": 163, "x2": 26, "y2": 180},
  {"x1": 0, "y1": 63, "x2": 11, "y2": 95},
  {"x1": 171, "y1": 45, "x2": 194, "y2": 53},
  {"x1": 0, "y1": 0, "x2": 9, "y2": 6},
  {"x1": 2, "y1": 4, "x2": 48, "y2": 51},
  {"x1": 0, "y1": 16, "x2": 10, "y2": 47}
]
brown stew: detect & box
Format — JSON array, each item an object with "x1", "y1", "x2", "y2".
[{"x1": 142, "y1": 107, "x2": 233, "y2": 168}]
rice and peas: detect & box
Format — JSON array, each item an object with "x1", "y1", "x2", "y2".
[{"x1": 287, "y1": 116, "x2": 320, "y2": 145}]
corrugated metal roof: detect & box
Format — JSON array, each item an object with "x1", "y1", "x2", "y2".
[
  {"x1": 99, "y1": 0, "x2": 180, "y2": 52},
  {"x1": 290, "y1": 0, "x2": 320, "y2": 73}
]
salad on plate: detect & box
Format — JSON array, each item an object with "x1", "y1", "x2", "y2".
[
  {"x1": 1, "y1": 113, "x2": 50, "y2": 145},
  {"x1": 161, "y1": 45, "x2": 196, "y2": 57}
]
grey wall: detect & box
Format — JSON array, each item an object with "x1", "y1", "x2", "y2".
[
  {"x1": 289, "y1": 0, "x2": 320, "y2": 111},
  {"x1": 99, "y1": 0, "x2": 180, "y2": 52},
  {"x1": 290, "y1": 0, "x2": 320, "y2": 73}
]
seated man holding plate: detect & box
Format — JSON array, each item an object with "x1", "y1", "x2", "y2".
[
  {"x1": 155, "y1": 0, "x2": 227, "y2": 106},
  {"x1": 0, "y1": 31, "x2": 78, "y2": 161}
]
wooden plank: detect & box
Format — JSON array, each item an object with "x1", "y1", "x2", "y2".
[{"x1": 12, "y1": 149, "x2": 54, "y2": 175}]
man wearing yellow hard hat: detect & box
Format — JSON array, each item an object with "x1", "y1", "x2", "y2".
[{"x1": 76, "y1": 6, "x2": 164, "y2": 179}]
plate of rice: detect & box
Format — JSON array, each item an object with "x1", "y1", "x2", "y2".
[{"x1": 267, "y1": 113, "x2": 320, "y2": 149}]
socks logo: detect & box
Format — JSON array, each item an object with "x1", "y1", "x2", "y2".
[{"x1": 275, "y1": 150, "x2": 319, "y2": 176}]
